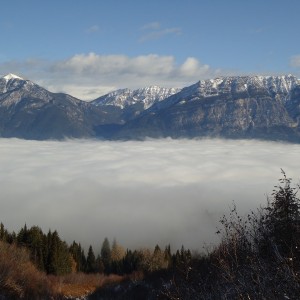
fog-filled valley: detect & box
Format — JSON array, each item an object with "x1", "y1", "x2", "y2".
[{"x1": 0, "y1": 138, "x2": 299, "y2": 252}]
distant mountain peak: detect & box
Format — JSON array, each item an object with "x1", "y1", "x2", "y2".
[
  {"x1": 2, "y1": 73, "x2": 24, "y2": 81},
  {"x1": 193, "y1": 74, "x2": 299, "y2": 95},
  {"x1": 92, "y1": 86, "x2": 181, "y2": 109}
]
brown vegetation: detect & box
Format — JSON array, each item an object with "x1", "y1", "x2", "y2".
[
  {"x1": 2, "y1": 171, "x2": 300, "y2": 299},
  {"x1": 0, "y1": 241, "x2": 137, "y2": 299},
  {"x1": 50, "y1": 273, "x2": 125, "y2": 298},
  {"x1": 161, "y1": 171, "x2": 300, "y2": 299},
  {"x1": 0, "y1": 241, "x2": 52, "y2": 299}
]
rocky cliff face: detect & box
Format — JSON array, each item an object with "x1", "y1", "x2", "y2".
[
  {"x1": 0, "y1": 74, "x2": 120, "y2": 140},
  {"x1": 116, "y1": 75, "x2": 300, "y2": 142},
  {"x1": 91, "y1": 86, "x2": 181, "y2": 124},
  {"x1": 92, "y1": 86, "x2": 181, "y2": 109}
]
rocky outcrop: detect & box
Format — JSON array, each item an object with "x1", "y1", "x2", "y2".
[{"x1": 116, "y1": 75, "x2": 300, "y2": 142}]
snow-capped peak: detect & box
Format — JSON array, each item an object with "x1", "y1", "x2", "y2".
[
  {"x1": 190, "y1": 75, "x2": 299, "y2": 99},
  {"x1": 2, "y1": 73, "x2": 24, "y2": 81},
  {"x1": 92, "y1": 86, "x2": 181, "y2": 109},
  {"x1": 0, "y1": 73, "x2": 52, "y2": 107}
]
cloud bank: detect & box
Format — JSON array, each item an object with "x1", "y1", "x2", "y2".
[
  {"x1": 0, "y1": 53, "x2": 219, "y2": 100},
  {"x1": 0, "y1": 138, "x2": 299, "y2": 252}
]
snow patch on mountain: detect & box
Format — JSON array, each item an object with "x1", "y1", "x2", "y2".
[
  {"x1": 149, "y1": 75, "x2": 300, "y2": 113},
  {"x1": 194, "y1": 75, "x2": 299, "y2": 98},
  {"x1": 0, "y1": 74, "x2": 52, "y2": 106},
  {"x1": 92, "y1": 86, "x2": 181, "y2": 109},
  {"x1": 3, "y1": 73, "x2": 24, "y2": 81}
]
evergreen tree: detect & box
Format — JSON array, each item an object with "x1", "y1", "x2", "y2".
[
  {"x1": 27, "y1": 226, "x2": 45, "y2": 271},
  {"x1": 0, "y1": 222, "x2": 4, "y2": 241},
  {"x1": 47, "y1": 230, "x2": 72, "y2": 275},
  {"x1": 17, "y1": 223, "x2": 28, "y2": 246},
  {"x1": 96, "y1": 254, "x2": 105, "y2": 273},
  {"x1": 264, "y1": 170, "x2": 300, "y2": 258},
  {"x1": 69, "y1": 241, "x2": 86, "y2": 272},
  {"x1": 86, "y1": 245, "x2": 96, "y2": 273},
  {"x1": 81, "y1": 248, "x2": 87, "y2": 272},
  {"x1": 122, "y1": 249, "x2": 140, "y2": 274},
  {"x1": 101, "y1": 237, "x2": 111, "y2": 273},
  {"x1": 0, "y1": 223, "x2": 15, "y2": 243},
  {"x1": 164, "y1": 244, "x2": 172, "y2": 268}
]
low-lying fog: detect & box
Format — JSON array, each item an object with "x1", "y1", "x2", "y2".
[{"x1": 0, "y1": 138, "x2": 299, "y2": 253}]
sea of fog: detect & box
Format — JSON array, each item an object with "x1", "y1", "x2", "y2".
[{"x1": 0, "y1": 138, "x2": 299, "y2": 253}]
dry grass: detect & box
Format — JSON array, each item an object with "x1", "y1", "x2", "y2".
[
  {"x1": 0, "y1": 240, "x2": 144, "y2": 299},
  {"x1": 50, "y1": 272, "x2": 126, "y2": 298}
]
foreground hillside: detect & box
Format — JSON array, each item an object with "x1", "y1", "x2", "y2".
[
  {"x1": 0, "y1": 74, "x2": 300, "y2": 142},
  {"x1": 0, "y1": 171, "x2": 299, "y2": 299}
]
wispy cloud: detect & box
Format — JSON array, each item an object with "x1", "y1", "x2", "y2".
[
  {"x1": 139, "y1": 21, "x2": 182, "y2": 42},
  {"x1": 0, "y1": 138, "x2": 298, "y2": 250},
  {"x1": 86, "y1": 25, "x2": 100, "y2": 34},
  {"x1": 248, "y1": 27, "x2": 265, "y2": 35},
  {"x1": 290, "y1": 55, "x2": 300, "y2": 68},
  {"x1": 141, "y1": 21, "x2": 161, "y2": 31}
]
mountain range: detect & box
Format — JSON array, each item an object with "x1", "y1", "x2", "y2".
[{"x1": 0, "y1": 73, "x2": 300, "y2": 142}]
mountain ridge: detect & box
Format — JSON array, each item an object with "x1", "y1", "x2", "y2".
[
  {"x1": 0, "y1": 74, "x2": 122, "y2": 139},
  {"x1": 115, "y1": 75, "x2": 300, "y2": 142},
  {"x1": 0, "y1": 73, "x2": 300, "y2": 142},
  {"x1": 92, "y1": 86, "x2": 181, "y2": 109}
]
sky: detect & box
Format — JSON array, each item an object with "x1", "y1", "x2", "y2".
[
  {"x1": 0, "y1": 138, "x2": 299, "y2": 252},
  {"x1": 0, "y1": 0, "x2": 300, "y2": 100}
]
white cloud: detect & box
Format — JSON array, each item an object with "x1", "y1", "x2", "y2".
[
  {"x1": 45, "y1": 84, "x2": 116, "y2": 100},
  {"x1": 54, "y1": 53, "x2": 175, "y2": 76},
  {"x1": 290, "y1": 55, "x2": 300, "y2": 68},
  {"x1": 0, "y1": 53, "x2": 220, "y2": 100},
  {"x1": 180, "y1": 57, "x2": 210, "y2": 77},
  {"x1": 0, "y1": 138, "x2": 299, "y2": 251},
  {"x1": 46, "y1": 53, "x2": 216, "y2": 99}
]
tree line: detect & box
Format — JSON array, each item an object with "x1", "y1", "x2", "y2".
[
  {"x1": 0, "y1": 223, "x2": 192, "y2": 276},
  {"x1": 1, "y1": 170, "x2": 299, "y2": 299}
]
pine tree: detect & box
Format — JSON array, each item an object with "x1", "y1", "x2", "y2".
[
  {"x1": 0, "y1": 223, "x2": 5, "y2": 241},
  {"x1": 0, "y1": 223, "x2": 11, "y2": 243},
  {"x1": 86, "y1": 245, "x2": 96, "y2": 273},
  {"x1": 26, "y1": 226, "x2": 45, "y2": 271},
  {"x1": 69, "y1": 241, "x2": 86, "y2": 272},
  {"x1": 101, "y1": 237, "x2": 111, "y2": 274},
  {"x1": 164, "y1": 244, "x2": 172, "y2": 268},
  {"x1": 47, "y1": 230, "x2": 72, "y2": 275},
  {"x1": 264, "y1": 170, "x2": 300, "y2": 258},
  {"x1": 17, "y1": 223, "x2": 28, "y2": 246},
  {"x1": 123, "y1": 249, "x2": 140, "y2": 274},
  {"x1": 96, "y1": 254, "x2": 105, "y2": 273}
]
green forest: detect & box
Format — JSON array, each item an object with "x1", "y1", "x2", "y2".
[{"x1": 0, "y1": 171, "x2": 300, "y2": 299}]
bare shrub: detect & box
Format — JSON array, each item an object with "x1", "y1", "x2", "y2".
[
  {"x1": 162, "y1": 172, "x2": 300, "y2": 299},
  {"x1": 0, "y1": 241, "x2": 53, "y2": 299}
]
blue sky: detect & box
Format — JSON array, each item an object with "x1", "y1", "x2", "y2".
[{"x1": 1, "y1": 0, "x2": 300, "y2": 99}]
